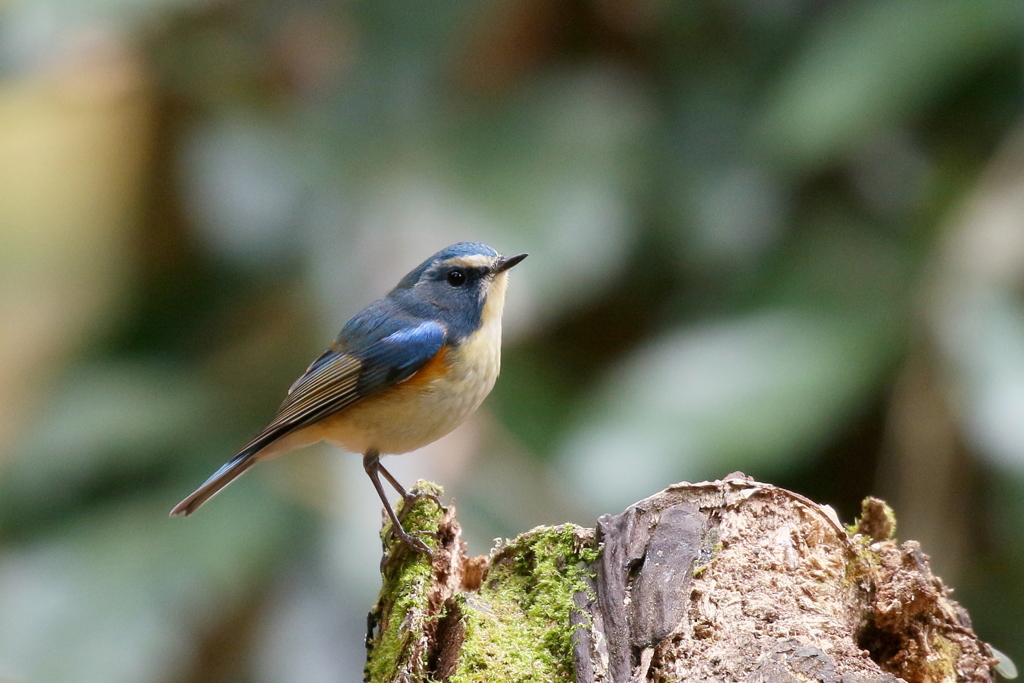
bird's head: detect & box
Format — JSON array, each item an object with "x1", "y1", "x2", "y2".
[{"x1": 391, "y1": 242, "x2": 527, "y2": 340}]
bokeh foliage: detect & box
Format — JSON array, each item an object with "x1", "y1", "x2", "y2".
[{"x1": 0, "y1": 0, "x2": 1022, "y2": 681}]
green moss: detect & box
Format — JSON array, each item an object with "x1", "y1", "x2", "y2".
[
  {"x1": 921, "y1": 634, "x2": 960, "y2": 681},
  {"x1": 364, "y1": 482, "x2": 445, "y2": 683},
  {"x1": 878, "y1": 503, "x2": 897, "y2": 538},
  {"x1": 451, "y1": 524, "x2": 597, "y2": 683},
  {"x1": 844, "y1": 537, "x2": 877, "y2": 588},
  {"x1": 365, "y1": 489, "x2": 600, "y2": 683},
  {"x1": 844, "y1": 498, "x2": 899, "y2": 588},
  {"x1": 848, "y1": 497, "x2": 897, "y2": 542}
]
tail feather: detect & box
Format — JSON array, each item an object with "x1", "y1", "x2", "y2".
[{"x1": 170, "y1": 453, "x2": 258, "y2": 517}]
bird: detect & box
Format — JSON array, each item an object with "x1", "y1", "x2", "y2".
[{"x1": 170, "y1": 242, "x2": 526, "y2": 554}]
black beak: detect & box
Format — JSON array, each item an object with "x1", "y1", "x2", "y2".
[{"x1": 494, "y1": 253, "x2": 528, "y2": 274}]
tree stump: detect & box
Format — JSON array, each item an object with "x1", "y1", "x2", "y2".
[{"x1": 364, "y1": 476, "x2": 1003, "y2": 683}]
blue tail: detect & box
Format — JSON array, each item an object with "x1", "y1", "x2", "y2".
[{"x1": 170, "y1": 452, "x2": 258, "y2": 516}]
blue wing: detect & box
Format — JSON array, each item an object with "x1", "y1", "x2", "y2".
[
  {"x1": 354, "y1": 322, "x2": 450, "y2": 395},
  {"x1": 250, "y1": 320, "x2": 446, "y2": 451},
  {"x1": 169, "y1": 320, "x2": 446, "y2": 516}
]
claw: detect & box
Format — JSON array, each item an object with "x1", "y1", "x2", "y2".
[
  {"x1": 382, "y1": 512, "x2": 437, "y2": 558},
  {"x1": 391, "y1": 527, "x2": 433, "y2": 555},
  {"x1": 380, "y1": 526, "x2": 434, "y2": 572},
  {"x1": 400, "y1": 491, "x2": 445, "y2": 515},
  {"x1": 363, "y1": 450, "x2": 446, "y2": 570}
]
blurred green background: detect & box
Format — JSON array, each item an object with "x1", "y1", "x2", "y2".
[{"x1": 1, "y1": 0, "x2": 1022, "y2": 680}]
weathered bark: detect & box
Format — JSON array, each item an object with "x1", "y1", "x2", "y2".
[{"x1": 364, "y1": 476, "x2": 1002, "y2": 683}]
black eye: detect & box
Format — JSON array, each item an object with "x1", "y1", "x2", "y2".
[{"x1": 446, "y1": 269, "x2": 467, "y2": 286}]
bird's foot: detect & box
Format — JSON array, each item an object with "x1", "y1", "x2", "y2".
[
  {"x1": 400, "y1": 489, "x2": 446, "y2": 514},
  {"x1": 380, "y1": 526, "x2": 437, "y2": 572},
  {"x1": 379, "y1": 483, "x2": 446, "y2": 571},
  {"x1": 394, "y1": 527, "x2": 435, "y2": 554}
]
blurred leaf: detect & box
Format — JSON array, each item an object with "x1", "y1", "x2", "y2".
[
  {"x1": 251, "y1": 561, "x2": 363, "y2": 683},
  {"x1": 0, "y1": 486, "x2": 302, "y2": 683},
  {"x1": 937, "y1": 291, "x2": 1024, "y2": 471},
  {"x1": 557, "y1": 219, "x2": 913, "y2": 514},
  {"x1": 757, "y1": 0, "x2": 1023, "y2": 170},
  {"x1": 557, "y1": 308, "x2": 898, "y2": 514},
  {"x1": 490, "y1": 346, "x2": 581, "y2": 455},
  {"x1": 1, "y1": 361, "x2": 214, "y2": 521},
  {"x1": 309, "y1": 66, "x2": 653, "y2": 334},
  {"x1": 446, "y1": 67, "x2": 653, "y2": 326},
  {"x1": 960, "y1": 468, "x2": 1024, "y2": 668},
  {"x1": 675, "y1": 162, "x2": 788, "y2": 270},
  {"x1": 761, "y1": 217, "x2": 917, "y2": 315},
  {"x1": 6, "y1": 0, "x2": 216, "y2": 29},
  {"x1": 0, "y1": 59, "x2": 148, "y2": 448},
  {"x1": 181, "y1": 118, "x2": 308, "y2": 266}
]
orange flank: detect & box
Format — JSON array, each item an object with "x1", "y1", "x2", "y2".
[{"x1": 404, "y1": 345, "x2": 451, "y2": 386}]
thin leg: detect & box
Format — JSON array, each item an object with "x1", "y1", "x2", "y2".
[
  {"x1": 378, "y1": 461, "x2": 444, "y2": 511},
  {"x1": 363, "y1": 450, "x2": 431, "y2": 555},
  {"x1": 377, "y1": 462, "x2": 411, "y2": 498}
]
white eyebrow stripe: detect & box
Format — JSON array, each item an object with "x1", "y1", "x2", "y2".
[{"x1": 439, "y1": 255, "x2": 494, "y2": 269}]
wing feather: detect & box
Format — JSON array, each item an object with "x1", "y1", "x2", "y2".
[
  {"x1": 173, "y1": 319, "x2": 447, "y2": 516},
  {"x1": 241, "y1": 320, "x2": 447, "y2": 454}
]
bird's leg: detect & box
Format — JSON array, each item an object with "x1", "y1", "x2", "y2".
[
  {"x1": 362, "y1": 450, "x2": 431, "y2": 555},
  {"x1": 377, "y1": 461, "x2": 445, "y2": 512}
]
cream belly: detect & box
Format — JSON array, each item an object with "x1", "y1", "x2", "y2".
[
  {"x1": 300, "y1": 271, "x2": 509, "y2": 456},
  {"x1": 316, "y1": 363, "x2": 490, "y2": 453}
]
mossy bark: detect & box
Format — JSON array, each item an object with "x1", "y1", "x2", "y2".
[{"x1": 364, "y1": 477, "x2": 1002, "y2": 683}]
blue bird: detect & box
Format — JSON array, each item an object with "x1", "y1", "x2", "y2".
[{"x1": 171, "y1": 242, "x2": 527, "y2": 553}]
